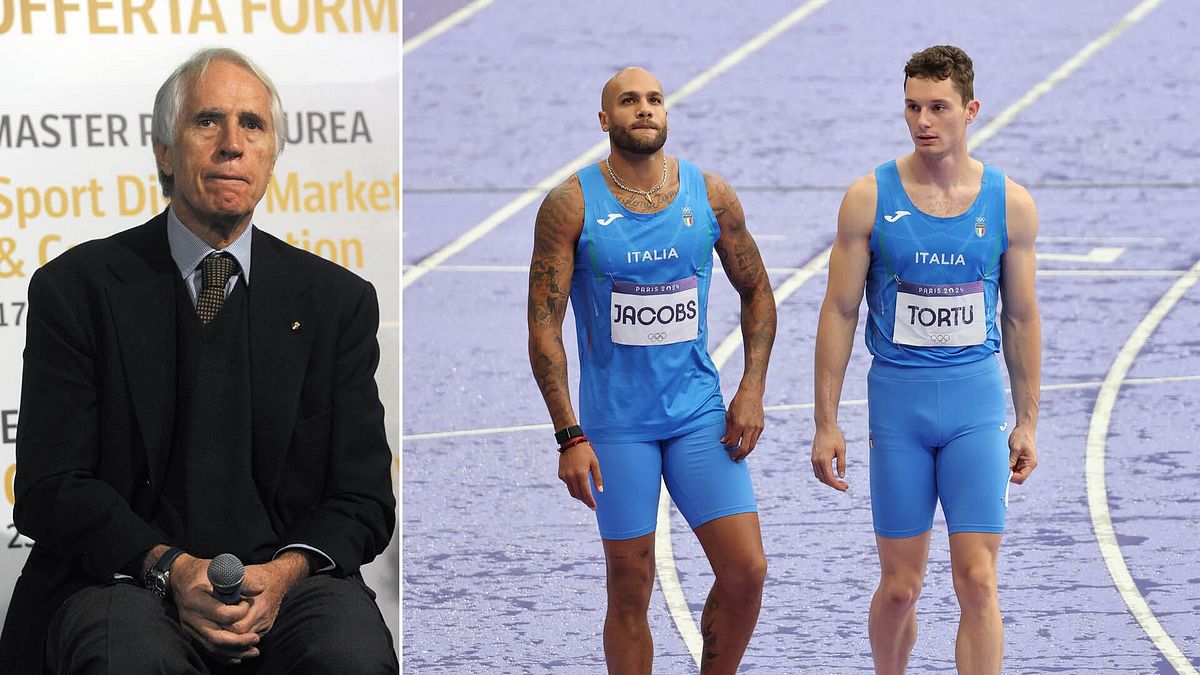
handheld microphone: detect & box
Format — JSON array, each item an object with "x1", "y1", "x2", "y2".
[{"x1": 208, "y1": 553, "x2": 245, "y2": 604}]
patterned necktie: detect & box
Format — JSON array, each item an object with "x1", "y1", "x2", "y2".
[{"x1": 196, "y1": 252, "x2": 240, "y2": 324}]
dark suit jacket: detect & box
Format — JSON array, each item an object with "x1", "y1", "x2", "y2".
[{"x1": 0, "y1": 211, "x2": 396, "y2": 672}]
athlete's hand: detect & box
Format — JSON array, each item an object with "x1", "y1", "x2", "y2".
[
  {"x1": 558, "y1": 442, "x2": 603, "y2": 510},
  {"x1": 1008, "y1": 424, "x2": 1038, "y2": 484},
  {"x1": 811, "y1": 425, "x2": 849, "y2": 491},
  {"x1": 722, "y1": 388, "x2": 764, "y2": 461}
]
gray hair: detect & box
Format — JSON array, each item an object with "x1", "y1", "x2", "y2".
[{"x1": 152, "y1": 47, "x2": 286, "y2": 197}]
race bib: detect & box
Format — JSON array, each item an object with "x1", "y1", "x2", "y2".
[
  {"x1": 611, "y1": 276, "x2": 699, "y2": 346},
  {"x1": 893, "y1": 279, "x2": 986, "y2": 347}
]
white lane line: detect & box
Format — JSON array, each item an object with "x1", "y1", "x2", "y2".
[
  {"x1": 1039, "y1": 269, "x2": 1186, "y2": 277},
  {"x1": 654, "y1": 244, "x2": 832, "y2": 664},
  {"x1": 401, "y1": 264, "x2": 1189, "y2": 278},
  {"x1": 403, "y1": 0, "x2": 495, "y2": 55},
  {"x1": 402, "y1": 0, "x2": 833, "y2": 291},
  {"x1": 1040, "y1": 236, "x2": 1167, "y2": 243},
  {"x1": 968, "y1": 0, "x2": 1163, "y2": 150},
  {"x1": 402, "y1": 374, "x2": 1200, "y2": 440},
  {"x1": 761, "y1": 375, "x2": 1200, "y2": 412},
  {"x1": 654, "y1": 479, "x2": 704, "y2": 663},
  {"x1": 1038, "y1": 247, "x2": 1125, "y2": 264},
  {"x1": 1086, "y1": 258, "x2": 1200, "y2": 675},
  {"x1": 709, "y1": 247, "x2": 832, "y2": 368},
  {"x1": 406, "y1": 422, "x2": 552, "y2": 441}
]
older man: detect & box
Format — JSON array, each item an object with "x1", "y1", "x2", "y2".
[{"x1": 0, "y1": 48, "x2": 397, "y2": 674}]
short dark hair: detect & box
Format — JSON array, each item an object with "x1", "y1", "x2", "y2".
[{"x1": 904, "y1": 45, "x2": 974, "y2": 105}]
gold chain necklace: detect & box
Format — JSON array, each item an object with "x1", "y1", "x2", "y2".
[{"x1": 605, "y1": 157, "x2": 668, "y2": 206}]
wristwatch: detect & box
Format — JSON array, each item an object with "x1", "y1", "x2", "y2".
[
  {"x1": 554, "y1": 425, "x2": 585, "y2": 446},
  {"x1": 143, "y1": 547, "x2": 185, "y2": 602}
]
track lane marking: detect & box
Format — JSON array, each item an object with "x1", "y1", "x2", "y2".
[
  {"x1": 1085, "y1": 257, "x2": 1200, "y2": 675},
  {"x1": 403, "y1": 374, "x2": 1200, "y2": 440},
  {"x1": 1038, "y1": 247, "x2": 1125, "y2": 263},
  {"x1": 403, "y1": 0, "x2": 495, "y2": 55},
  {"x1": 400, "y1": 264, "x2": 1188, "y2": 277},
  {"x1": 654, "y1": 245, "x2": 831, "y2": 664},
  {"x1": 967, "y1": 0, "x2": 1163, "y2": 149}
]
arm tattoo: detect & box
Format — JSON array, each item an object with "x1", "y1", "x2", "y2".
[
  {"x1": 528, "y1": 177, "x2": 583, "y2": 424},
  {"x1": 709, "y1": 173, "x2": 776, "y2": 383},
  {"x1": 709, "y1": 179, "x2": 742, "y2": 220}
]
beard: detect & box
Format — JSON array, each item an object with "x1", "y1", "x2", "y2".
[{"x1": 609, "y1": 122, "x2": 668, "y2": 154}]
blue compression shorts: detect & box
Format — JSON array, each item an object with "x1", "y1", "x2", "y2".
[
  {"x1": 867, "y1": 356, "x2": 1011, "y2": 539},
  {"x1": 589, "y1": 422, "x2": 758, "y2": 540}
]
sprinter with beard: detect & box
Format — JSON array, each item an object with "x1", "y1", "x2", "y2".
[{"x1": 526, "y1": 67, "x2": 776, "y2": 674}]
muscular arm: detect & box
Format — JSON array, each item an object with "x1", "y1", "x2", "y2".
[
  {"x1": 1000, "y1": 178, "x2": 1042, "y2": 483},
  {"x1": 527, "y1": 176, "x2": 604, "y2": 507},
  {"x1": 811, "y1": 175, "x2": 875, "y2": 491},
  {"x1": 527, "y1": 175, "x2": 584, "y2": 430},
  {"x1": 707, "y1": 172, "x2": 776, "y2": 459}
]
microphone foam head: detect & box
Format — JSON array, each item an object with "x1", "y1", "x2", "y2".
[{"x1": 208, "y1": 553, "x2": 245, "y2": 592}]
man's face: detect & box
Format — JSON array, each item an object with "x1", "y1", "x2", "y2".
[
  {"x1": 599, "y1": 70, "x2": 669, "y2": 154},
  {"x1": 155, "y1": 60, "x2": 277, "y2": 229},
  {"x1": 903, "y1": 75, "x2": 978, "y2": 156}
]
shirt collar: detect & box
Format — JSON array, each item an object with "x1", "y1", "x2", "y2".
[{"x1": 166, "y1": 207, "x2": 253, "y2": 285}]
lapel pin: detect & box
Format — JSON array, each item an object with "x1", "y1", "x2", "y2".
[{"x1": 291, "y1": 321, "x2": 301, "y2": 332}]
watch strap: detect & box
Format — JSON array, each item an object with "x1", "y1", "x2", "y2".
[
  {"x1": 554, "y1": 425, "x2": 584, "y2": 445},
  {"x1": 153, "y1": 547, "x2": 185, "y2": 575},
  {"x1": 144, "y1": 546, "x2": 184, "y2": 600}
]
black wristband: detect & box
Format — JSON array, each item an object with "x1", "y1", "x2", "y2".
[{"x1": 554, "y1": 425, "x2": 584, "y2": 445}]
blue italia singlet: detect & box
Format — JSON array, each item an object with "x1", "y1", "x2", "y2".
[
  {"x1": 865, "y1": 160, "x2": 1008, "y2": 367},
  {"x1": 570, "y1": 160, "x2": 726, "y2": 443}
]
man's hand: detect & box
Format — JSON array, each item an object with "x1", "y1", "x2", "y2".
[
  {"x1": 228, "y1": 552, "x2": 311, "y2": 638},
  {"x1": 722, "y1": 387, "x2": 764, "y2": 462},
  {"x1": 170, "y1": 554, "x2": 260, "y2": 664},
  {"x1": 558, "y1": 442, "x2": 603, "y2": 510},
  {"x1": 811, "y1": 425, "x2": 849, "y2": 492},
  {"x1": 1008, "y1": 424, "x2": 1038, "y2": 484}
]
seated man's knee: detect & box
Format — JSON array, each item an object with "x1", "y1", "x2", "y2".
[
  {"x1": 288, "y1": 630, "x2": 397, "y2": 675},
  {"x1": 48, "y1": 584, "x2": 197, "y2": 675},
  {"x1": 264, "y1": 576, "x2": 397, "y2": 674}
]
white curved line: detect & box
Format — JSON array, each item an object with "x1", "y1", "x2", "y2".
[
  {"x1": 654, "y1": 485, "x2": 703, "y2": 663},
  {"x1": 402, "y1": 0, "x2": 833, "y2": 290},
  {"x1": 654, "y1": 244, "x2": 833, "y2": 665},
  {"x1": 1086, "y1": 258, "x2": 1200, "y2": 675}
]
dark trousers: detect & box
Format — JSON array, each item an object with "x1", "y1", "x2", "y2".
[{"x1": 45, "y1": 575, "x2": 398, "y2": 674}]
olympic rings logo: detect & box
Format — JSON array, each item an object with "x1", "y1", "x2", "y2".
[
  {"x1": 929, "y1": 334, "x2": 953, "y2": 344},
  {"x1": 646, "y1": 332, "x2": 669, "y2": 342}
]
